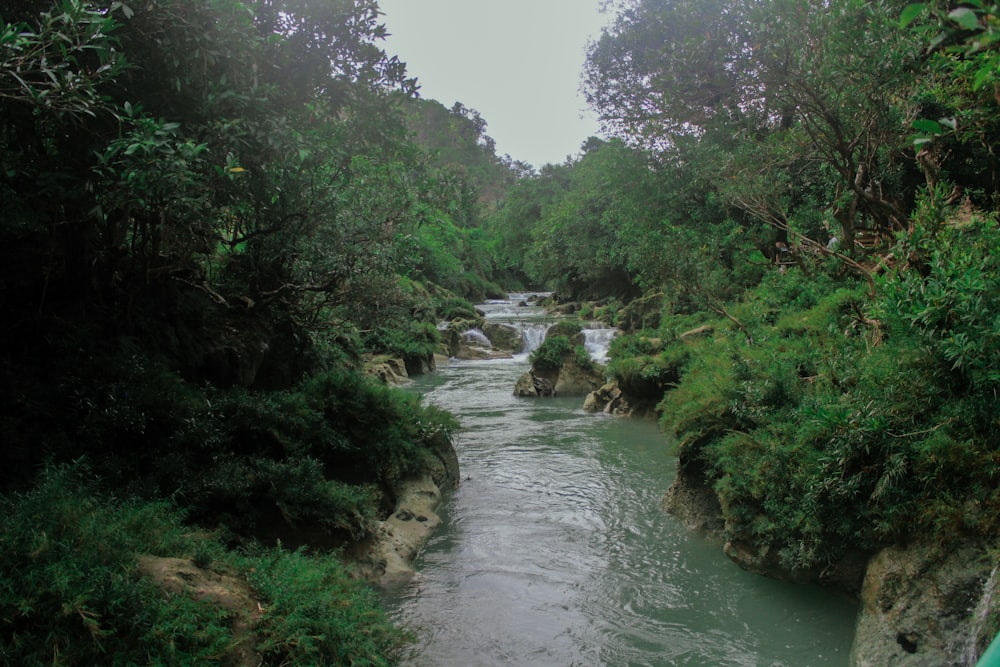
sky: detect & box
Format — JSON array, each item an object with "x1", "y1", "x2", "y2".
[{"x1": 376, "y1": 0, "x2": 609, "y2": 169}]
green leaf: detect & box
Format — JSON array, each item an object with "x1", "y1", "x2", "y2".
[
  {"x1": 900, "y1": 3, "x2": 927, "y2": 29},
  {"x1": 911, "y1": 118, "x2": 944, "y2": 134},
  {"x1": 973, "y1": 63, "x2": 996, "y2": 89},
  {"x1": 948, "y1": 7, "x2": 981, "y2": 31}
]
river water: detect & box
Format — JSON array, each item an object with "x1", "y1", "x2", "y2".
[{"x1": 385, "y1": 300, "x2": 857, "y2": 666}]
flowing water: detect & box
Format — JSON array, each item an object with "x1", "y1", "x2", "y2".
[{"x1": 385, "y1": 298, "x2": 857, "y2": 666}]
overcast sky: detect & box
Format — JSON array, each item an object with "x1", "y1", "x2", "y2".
[{"x1": 377, "y1": 0, "x2": 608, "y2": 169}]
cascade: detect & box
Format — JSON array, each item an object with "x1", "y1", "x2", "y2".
[
  {"x1": 517, "y1": 322, "x2": 550, "y2": 356},
  {"x1": 958, "y1": 566, "x2": 1000, "y2": 666},
  {"x1": 460, "y1": 328, "x2": 493, "y2": 348},
  {"x1": 582, "y1": 325, "x2": 618, "y2": 363}
]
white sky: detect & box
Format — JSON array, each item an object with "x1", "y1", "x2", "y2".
[{"x1": 377, "y1": 0, "x2": 608, "y2": 169}]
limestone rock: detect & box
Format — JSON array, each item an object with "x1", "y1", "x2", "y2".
[
  {"x1": 851, "y1": 540, "x2": 996, "y2": 667},
  {"x1": 364, "y1": 355, "x2": 409, "y2": 385},
  {"x1": 403, "y1": 352, "x2": 435, "y2": 376},
  {"x1": 371, "y1": 476, "x2": 444, "y2": 587},
  {"x1": 553, "y1": 355, "x2": 603, "y2": 397},
  {"x1": 482, "y1": 322, "x2": 524, "y2": 353},
  {"x1": 514, "y1": 371, "x2": 554, "y2": 397},
  {"x1": 662, "y1": 461, "x2": 725, "y2": 535},
  {"x1": 617, "y1": 291, "x2": 664, "y2": 333},
  {"x1": 348, "y1": 431, "x2": 458, "y2": 587},
  {"x1": 584, "y1": 380, "x2": 634, "y2": 416}
]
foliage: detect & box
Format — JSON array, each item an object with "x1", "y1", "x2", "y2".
[
  {"x1": 247, "y1": 547, "x2": 405, "y2": 666},
  {"x1": 530, "y1": 335, "x2": 573, "y2": 373},
  {"x1": 878, "y1": 214, "x2": 1000, "y2": 395},
  {"x1": 607, "y1": 339, "x2": 690, "y2": 398},
  {"x1": 0, "y1": 1, "x2": 125, "y2": 117},
  {"x1": 0, "y1": 463, "x2": 406, "y2": 666},
  {"x1": 0, "y1": 464, "x2": 229, "y2": 666}
]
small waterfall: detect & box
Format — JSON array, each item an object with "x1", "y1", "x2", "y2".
[
  {"x1": 583, "y1": 326, "x2": 618, "y2": 363},
  {"x1": 957, "y1": 566, "x2": 1000, "y2": 666},
  {"x1": 518, "y1": 323, "x2": 551, "y2": 356},
  {"x1": 461, "y1": 328, "x2": 493, "y2": 348}
]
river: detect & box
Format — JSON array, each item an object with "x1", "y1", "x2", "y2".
[{"x1": 385, "y1": 299, "x2": 857, "y2": 666}]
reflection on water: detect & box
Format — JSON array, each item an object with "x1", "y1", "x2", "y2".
[{"x1": 386, "y1": 341, "x2": 856, "y2": 666}]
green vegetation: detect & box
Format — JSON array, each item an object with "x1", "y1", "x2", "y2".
[
  {"x1": 6, "y1": 0, "x2": 1000, "y2": 659},
  {"x1": 491, "y1": 0, "x2": 1000, "y2": 583},
  {"x1": 1, "y1": 0, "x2": 491, "y2": 662},
  {"x1": 530, "y1": 335, "x2": 574, "y2": 373},
  {"x1": 0, "y1": 464, "x2": 402, "y2": 666}
]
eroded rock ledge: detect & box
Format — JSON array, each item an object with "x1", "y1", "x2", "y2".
[
  {"x1": 664, "y1": 460, "x2": 1000, "y2": 665},
  {"x1": 351, "y1": 475, "x2": 447, "y2": 586},
  {"x1": 350, "y1": 433, "x2": 460, "y2": 587}
]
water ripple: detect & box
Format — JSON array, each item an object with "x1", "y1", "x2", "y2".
[{"x1": 386, "y1": 358, "x2": 857, "y2": 666}]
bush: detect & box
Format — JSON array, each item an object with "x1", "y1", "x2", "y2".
[
  {"x1": 0, "y1": 463, "x2": 408, "y2": 666},
  {"x1": 247, "y1": 548, "x2": 405, "y2": 666},
  {"x1": 530, "y1": 335, "x2": 573, "y2": 372},
  {"x1": 0, "y1": 465, "x2": 236, "y2": 665}
]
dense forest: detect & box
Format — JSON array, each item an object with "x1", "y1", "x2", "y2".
[{"x1": 2, "y1": 0, "x2": 1000, "y2": 664}]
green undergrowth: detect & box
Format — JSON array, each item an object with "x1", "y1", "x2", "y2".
[
  {"x1": 5, "y1": 343, "x2": 458, "y2": 544},
  {"x1": 530, "y1": 335, "x2": 574, "y2": 373},
  {"x1": 0, "y1": 464, "x2": 404, "y2": 666},
  {"x1": 650, "y1": 223, "x2": 1000, "y2": 572}
]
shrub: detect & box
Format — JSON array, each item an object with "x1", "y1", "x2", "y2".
[
  {"x1": 0, "y1": 463, "x2": 409, "y2": 666},
  {"x1": 0, "y1": 465, "x2": 234, "y2": 665},
  {"x1": 247, "y1": 548, "x2": 405, "y2": 666},
  {"x1": 530, "y1": 335, "x2": 573, "y2": 372}
]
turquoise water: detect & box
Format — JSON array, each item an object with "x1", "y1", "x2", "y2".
[{"x1": 386, "y1": 355, "x2": 857, "y2": 666}]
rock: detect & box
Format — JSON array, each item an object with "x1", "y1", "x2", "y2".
[
  {"x1": 347, "y1": 427, "x2": 458, "y2": 587},
  {"x1": 364, "y1": 355, "x2": 409, "y2": 385},
  {"x1": 618, "y1": 292, "x2": 664, "y2": 333},
  {"x1": 403, "y1": 352, "x2": 435, "y2": 376},
  {"x1": 553, "y1": 355, "x2": 603, "y2": 397},
  {"x1": 584, "y1": 380, "x2": 635, "y2": 416},
  {"x1": 439, "y1": 324, "x2": 513, "y2": 360},
  {"x1": 352, "y1": 475, "x2": 448, "y2": 587},
  {"x1": 513, "y1": 372, "x2": 536, "y2": 397},
  {"x1": 550, "y1": 302, "x2": 579, "y2": 315},
  {"x1": 482, "y1": 322, "x2": 524, "y2": 353},
  {"x1": 662, "y1": 460, "x2": 725, "y2": 535},
  {"x1": 514, "y1": 371, "x2": 554, "y2": 397},
  {"x1": 851, "y1": 540, "x2": 996, "y2": 667}
]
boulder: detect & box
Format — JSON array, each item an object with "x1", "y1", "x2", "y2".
[
  {"x1": 662, "y1": 458, "x2": 726, "y2": 535},
  {"x1": 351, "y1": 476, "x2": 444, "y2": 587},
  {"x1": 584, "y1": 380, "x2": 639, "y2": 416},
  {"x1": 550, "y1": 302, "x2": 580, "y2": 315},
  {"x1": 482, "y1": 322, "x2": 524, "y2": 353},
  {"x1": 348, "y1": 434, "x2": 459, "y2": 587},
  {"x1": 364, "y1": 355, "x2": 409, "y2": 385},
  {"x1": 514, "y1": 371, "x2": 555, "y2": 397},
  {"x1": 553, "y1": 355, "x2": 604, "y2": 397},
  {"x1": 618, "y1": 292, "x2": 664, "y2": 333},
  {"x1": 850, "y1": 540, "x2": 997, "y2": 667},
  {"x1": 403, "y1": 352, "x2": 435, "y2": 376}
]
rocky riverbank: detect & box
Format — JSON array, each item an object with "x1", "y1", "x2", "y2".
[
  {"x1": 664, "y1": 462, "x2": 1000, "y2": 666},
  {"x1": 348, "y1": 426, "x2": 460, "y2": 587}
]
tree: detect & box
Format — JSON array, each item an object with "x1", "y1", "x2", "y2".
[{"x1": 586, "y1": 0, "x2": 923, "y2": 262}]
